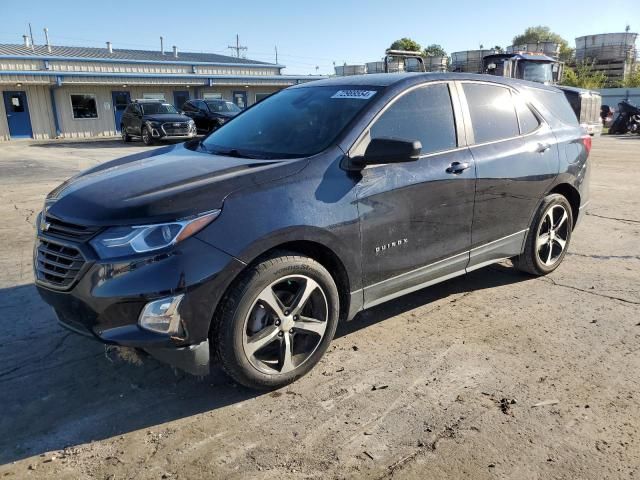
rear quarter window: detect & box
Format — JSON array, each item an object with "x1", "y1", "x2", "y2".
[{"x1": 526, "y1": 88, "x2": 579, "y2": 127}]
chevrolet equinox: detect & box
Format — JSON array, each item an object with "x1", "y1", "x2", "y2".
[{"x1": 34, "y1": 73, "x2": 590, "y2": 389}]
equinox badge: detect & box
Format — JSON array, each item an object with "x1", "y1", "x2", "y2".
[{"x1": 375, "y1": 238, "x2": 408, "y2": 254}]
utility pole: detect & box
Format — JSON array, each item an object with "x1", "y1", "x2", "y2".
[
  {"x1": 228, "y1": 34, "x2": 247, "y2": 58},
  {"x1": 275, "y1": 45, "x2": 278, "y2": 64},
  {"x1": 28, "y1": 23, "x2": 35, "y2": 50}
]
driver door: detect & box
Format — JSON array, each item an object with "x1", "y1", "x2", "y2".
[{"x1": 355, "y1": 82, "x2": 476, "y2": 307}]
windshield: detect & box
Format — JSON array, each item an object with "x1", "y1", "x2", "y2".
[
  {"x1": 518, "y1": 62, "x2": 553, "y2": 84},
  {"x1": 206, "y1": 101, "x2": 241, "y2": 113},
  {"x1": 201, "y1": 86, "x2": 379, "y2": 158},
  {"x1": 140, "y1": 103, "x2": 178, "y2": 115}
]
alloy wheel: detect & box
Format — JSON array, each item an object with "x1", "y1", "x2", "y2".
[
  {"x1": 242, "y1": 275, "x2": 328, "y2": 375},
  {"x1": 536, "y1": 204, "x2": 569, "y2": 266}
]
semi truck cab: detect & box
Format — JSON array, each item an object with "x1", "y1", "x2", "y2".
[{"x1": 483, "y1": 52, "x2": 562, "y2": 85}]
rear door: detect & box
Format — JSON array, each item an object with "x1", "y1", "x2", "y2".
[
  {"x1": 355, "y1": 82, "x2": 476, "y2": 307},
  {"x1": 459, "y1": 81, "x2": 560, "y2": 270}
]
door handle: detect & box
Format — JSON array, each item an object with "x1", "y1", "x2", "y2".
[
  {"x1": 537, "y1": 143, "x2": 551, "y2": 153},
  {"x1": 446, "y1": 162, "x2": 471, "y2": 174}
]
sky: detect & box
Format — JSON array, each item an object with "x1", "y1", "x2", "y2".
[{"x1": 0, "y1": 0, "x2": 638, "y2": 75}]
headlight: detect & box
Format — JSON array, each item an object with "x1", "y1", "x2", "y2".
[
  {"x1": 90, "y1": 210, "x2": 220, "y2": 259},
  {"x1": 187, "y1": 119, "x2": 195, "y2": 125},
  {"x1": 146, "y1": 120, "x2": 161, "y2": 128}
]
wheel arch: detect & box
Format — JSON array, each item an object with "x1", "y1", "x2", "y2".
[
  {"x1": 210, "y1": 236, "x2": 357, "y2": 340},
  {"x1": 548, "y1": 182, "x2": 581, "y2": 229}
]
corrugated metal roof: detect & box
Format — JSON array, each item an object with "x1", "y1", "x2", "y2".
[{"x1": 0, "y1": 43, "x2": 273, "y2": 65}]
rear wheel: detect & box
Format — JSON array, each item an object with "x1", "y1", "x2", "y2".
[
  {"x1": 214, "y1": 252, "x2": 339, "y2": 389},
  {"x1": 514, "y1": 194, "x2": 573, "y2": 275},
  {"x1": 142, "y1": 126, "x2": 154, "y2": 145}
]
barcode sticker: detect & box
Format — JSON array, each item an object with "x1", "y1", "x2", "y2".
[{"x1": 331, "y1": 90, "x2": 377, "y2": 100}]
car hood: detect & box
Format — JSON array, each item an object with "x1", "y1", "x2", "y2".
[
  {"x1": 143, "y1": 113, "x2": 192, "y2": 123},
  {"x1": 46, "y1": 143, "x2": 308, "y2": 226}
]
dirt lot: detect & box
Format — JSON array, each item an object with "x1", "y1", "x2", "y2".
[{"x1": 0, "y1": 135, "x2": 638, "y2": 479}]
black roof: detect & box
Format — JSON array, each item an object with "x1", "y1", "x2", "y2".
[
  {"x1": 291, "y1": 72, "x2": 561, "y2": 92},
  {"x1": 0, "y1": 43, "x2": 275, "y2": 65}
]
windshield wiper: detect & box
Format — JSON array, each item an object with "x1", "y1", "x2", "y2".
[{"x1": 209, "y1": 148, "x2": 263, "y2": 159}]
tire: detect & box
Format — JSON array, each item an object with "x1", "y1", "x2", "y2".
[
  {"x1": 142, "y1": 126, "x2": 154, "y2": 145},
  {"x1": 214, "y1": 252, "x2": 339, "y2": 389},
  {"x1": 121, "y1": 126, "x2": 131, "y2": 143},
  {"x1": 514, "y1": 193, "x2": 573, "y2": 276}
]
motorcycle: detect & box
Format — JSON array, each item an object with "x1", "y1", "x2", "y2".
[{"x1": 609, "y1": 100, "x2": 640, "y2": 134}]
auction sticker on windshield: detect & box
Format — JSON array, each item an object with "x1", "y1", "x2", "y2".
[{"x1": 331, "y1": 90, "x2": 377, "y2": 100}]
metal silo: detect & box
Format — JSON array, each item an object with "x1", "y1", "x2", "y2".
[
  {"x1": 450, "y1": 49, "x2": 497, "y2": 73},
  {"x1": 575, "y1": 32, "x2": 638, "y2": 84},
  {"x1": 334, "y1": 64, "x2": 367, "y2": 76},
  {"x1": 424, "y1": 56, "x2": 448, "y2": 72}
]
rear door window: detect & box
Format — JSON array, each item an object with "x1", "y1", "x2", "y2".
[
  {"x1": 370, "y1": 83, "x2": 457, "y2": 155},
  {"x1": 463, "y1": 83, "x2": 519, "y2": 143}
]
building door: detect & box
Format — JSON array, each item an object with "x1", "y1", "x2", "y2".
[
  {"x1": 111, "y1": 91, "x2": 131, "y2": 133},
  {"x1": 232, "y1": 91, "x2": 248, "y2": 109},
  {"x1": 173, "y1": 91, "x2": 190, "y2": 111},
  {"x1": 3, "y1": 91, "x2": 33, "y2": 139}
]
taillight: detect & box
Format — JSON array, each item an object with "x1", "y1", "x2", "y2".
[{"x1": 582, "y1": 135, "x2": 592, "y2": 155}]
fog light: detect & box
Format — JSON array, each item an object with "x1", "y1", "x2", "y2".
[{"x1": 138, "y1": 294, "x2": 184, "y2": 334}]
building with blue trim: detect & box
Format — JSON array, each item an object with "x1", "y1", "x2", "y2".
[{"x1": 0, "y1": 39, "x2": 323, "y2": 141}]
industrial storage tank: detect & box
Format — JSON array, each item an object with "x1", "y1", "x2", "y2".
[
  {"x1": 575, "y1": 32, "x2": 638, "y2": 62},
  {"x1": 450, "y1": 49, "x2": 497, "y2": 73},
  {"x1": 365, "y1": 61, "x2": 386, "y2": 74},
  {"x1": 424, "y1": 56, "x2": 448, "y2": 72},
  {"x1": 334, "y1": 64, "x2": 366, "y2": 76},
  {"x1": 575, "y1": 32, "x2": 638, "y2": 85},
  {"x1": 507, "y1": 42, "x2": 560, "y2": 59}
]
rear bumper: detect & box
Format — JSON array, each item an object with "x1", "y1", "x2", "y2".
[
  {"x1": 36, "y1": 232, "x2": 245, "y2": 374},
  {"x1": 582, "y1": 122, "x2": 603, "y2": 136}
]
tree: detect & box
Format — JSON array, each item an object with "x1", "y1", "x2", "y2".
[
  {"x1": 620, "y1": 67, "x2": 640, "y2": 88},
  {"x1": 512, "y1": 25, "x2": 574, "y2": 62},
  {"x1": 561, "y1": 62, "x2": 607, "y2": 89},
  {"x1": 423, "y1": 44, "x2": 446, "y2": 57},
  {"x1": 389, "y1": 38, "x2": 421, "y2": 52},
  {"x1": 493, "y1": 45, "x2": 504, "y2": 53}
]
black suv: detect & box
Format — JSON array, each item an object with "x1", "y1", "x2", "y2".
[
  {"x1": 121, "y1": 99, "x2": 196, "y2": 145},
  {"x1": 182, "y1": 99, "x2": 242, "y2": 133},
  {"x1": 35, "y1": 74, "x2": 590, "y2": 389}
]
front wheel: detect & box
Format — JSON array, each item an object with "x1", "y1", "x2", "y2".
[
  {"x1": 142, "y1": 126, "x2": 154, "y2": 145},
  {"x1": 514, "y1": 193, "x2": 573, "y2": 276},
  {"x1": 121, "y1": 126, "x2": 131, "y2": 143},
  {"x1": 214, "y1": 252, "x2": 339, "y2": 389}
]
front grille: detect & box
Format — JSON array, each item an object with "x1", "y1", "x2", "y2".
[
  {"x1": 162, "y1": 122, "x2": 189, "y2": 136},
  {"x1": 44, "y1": 215, "x2": 101, "y2": 241},
  {"x1": 35, "y1": 239, "x2": 85, "y2": 289}
]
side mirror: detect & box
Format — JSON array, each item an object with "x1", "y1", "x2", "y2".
[{"x1": 357, "y1": 138, "x2": 422, "y2": 166}]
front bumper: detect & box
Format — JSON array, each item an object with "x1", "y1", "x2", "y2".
[
  {"x1": 148, "y1": 123, "x2": 197, "y2": 140},
  {"x1": 35, "y1": 228, "x2": 245, "y2": 374}
]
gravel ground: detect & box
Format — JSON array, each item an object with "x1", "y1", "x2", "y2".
[{"x1": 0, "y1": 135, "x2": 638, "y2": 480}]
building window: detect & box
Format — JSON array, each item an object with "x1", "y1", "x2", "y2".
[
  {"x1": 143, "y1": 93, "x2": 166, "y2": 100},
  {"x1": 203, "y1": 93, "x2": 223, "y2": 100},
  {"x1": 70, "y1": 94, "x2": 98, "y2": 119}
]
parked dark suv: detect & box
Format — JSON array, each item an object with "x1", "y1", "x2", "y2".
[
  {"x1": 35, "y1": 74, "x2": 590, "y2": 389},
  {"x1": 182, "y1": 99, "x2": 241, "y2": 133},
  {"x1": 121, "y1": 99, "x2": 196, "y2": 145}
]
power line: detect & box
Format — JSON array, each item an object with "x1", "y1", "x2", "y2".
[{"x1": 227, "y1": 34, "x2": 247, "y2": 58}]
